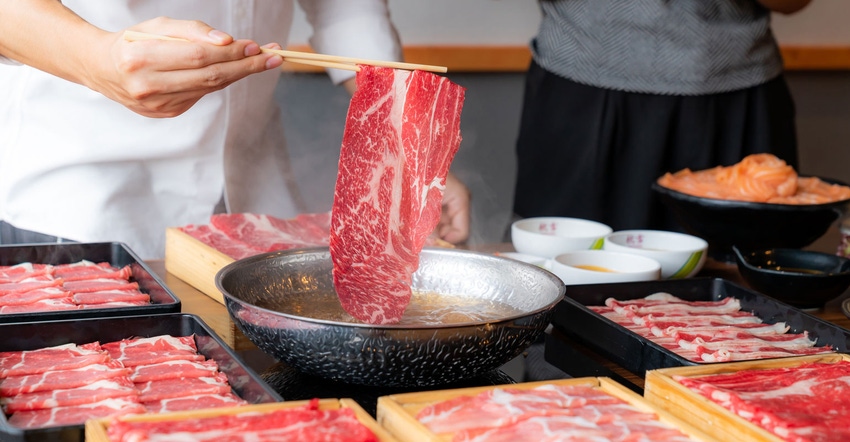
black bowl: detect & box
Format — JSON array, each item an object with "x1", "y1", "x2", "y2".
[
  {"x1": 653, "y1": 179, "x2": 850, "y2": 262},
  {"x1": 733, "y1": 246, "x2": 850, "y2": 309}
]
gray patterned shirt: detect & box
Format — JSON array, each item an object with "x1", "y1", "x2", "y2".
[{"x1": 533, "y1": 0, "x2": 784, "y2": 95}]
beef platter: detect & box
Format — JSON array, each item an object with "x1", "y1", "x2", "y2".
[
  {"x1": 0, "y1": 243, "x2": 179, "y2": 323},
  {"x1": 644, "y1": 354, "x2": 850, "y2": 442},
  {"x1": 1, "y1": 260, "x2": 149, "y2": 314},
  {"x1": 551, "y1": 277, "x2": 850, "y2": 380},
  {"x1": 377, "y1": 378, "x2": 714, "y2": 441},
  {"x1": 589, "y1": 292, "x2": 834, "y2": 363},
  {"x1": 87, "y1": 398, "x2": 390, "y2": 442},
  {"x1": 0, "y1": 334, "x2": 247, "y2": 429},
  {"x1": 0, "y1": 314, "x2": 279, "y2": 442}
]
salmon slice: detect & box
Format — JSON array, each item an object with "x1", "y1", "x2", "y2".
[{"x1": 658, "y1": 153, "x2": 850, "y2": 204}]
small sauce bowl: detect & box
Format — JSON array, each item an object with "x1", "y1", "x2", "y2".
[
  {"x1": 511, "y1": 217, "x2": 612, "y2": 259},
  {"x1": 550, "y1": 250, "x2": 661, "y2": 285},
  {"x1": 602, "y1": 230, "x2": 707, "y2": 279},
  {"x1": 733, "y1": 245, "x2": 850, "y2": 309}
]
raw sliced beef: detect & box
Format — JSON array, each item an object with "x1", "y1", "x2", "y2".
[
  {"x1": 0, "y1": 297, "x2": 79, "y2": 314},
  {"x1": 674, "y1": 360, "x2": 850, "y2": 442},
  {"x1": 128, "y1": 359, "x2": 220, "y2": 383},
  {"x1": 0, "y1": 359, "x2": 129, "y2": 396},
  {"x1": 79, "y1": 300, "x2": 150, "y2": 309},
  {"x1": 106, "y1": 399, "x2": 377, "y2": 442},
  {"x1": 0, "y1": 277, "x2": 63, "y2": 295},
  {"x1": 266, "y1": 213, "x2": 331, "y2": 245},
  {"x1": 416, "y1": 384, "x2": 623, "y2": 434},
  {"x1": 143, "y1": 392, "x2": 246, "y2": 413},
  {"x1": 101, "y1": 335, "x2": 203, "y2": 367},
  {"x1": 70, "y1": 289, "x2": 150, "y2": 305},
  {"x1": 0, "y1": 263, "x2": 53, "y2": 284},
  {"x1": 1, "y1": 334, "x2": 251, "y2": 431},
  {"x1": 0, "y1": 259, "x2": 149, "y2": 315},
  {"x1": 0, "y1": 287, "x2": 69, "y2": 306},
  {"x1": 135, "y1": 373, "x2": 231, "y2": 403},
  {"x1": 180, "y1": 223, "x2": 265, "y2": 260},
  {"x1": 180, "y1": 212, "x2": 332, "y2": 259},
  {"x1": 456, "y1": 414, "x2": 696, "y2": 442},
  {"x1": 0, "y1": 342, "x2": 107, "y2": 378},
  {"x1": 296, "y1": 211, "x2": 332, "y2": 233},
  {"x1": 6, "y1": 397, "x2": 145, "y2": 429},
  {"x1": 329, "y1": 66, "x2": 465, "y2": 324},
  {"x1": 1, "y1": 377, "x2": 138, "y2": 412},
  {"x1": 52, "y1": 261, "x2": 132, "y2": 282},
  {"x1": 589, "y1": 293, "x2": 834, "y2": 363},
  {"x1": 415, "y1": 384, "x2": 696, "y2": 441},
  {"x1": 210, "y1": 213, "x2": 329, "y2": 252},
  {"x1": 61, "y1": 278, "x2": 138, "y2": 293}
]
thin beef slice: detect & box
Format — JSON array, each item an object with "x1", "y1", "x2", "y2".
[{"x1": 330, "y1": 66, "x2": 465, "y2": 324}]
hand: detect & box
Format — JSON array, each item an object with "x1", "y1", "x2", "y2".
[
  {"x1": 97, "y1": 17, "x2": 284, "y2": 117},
  {"x1": 436, "y1": 173, "x2": 471, "y2": 244}
]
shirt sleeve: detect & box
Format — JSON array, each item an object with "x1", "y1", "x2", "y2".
[
  {"x1": 0, "y1": 55, "x2": 22, "y2": 65},
  {"x1": 297, "y1": 0, "x2": 403, "y2": 84}
]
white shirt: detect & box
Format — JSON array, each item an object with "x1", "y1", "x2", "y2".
[{"x1": 0, "y1": 0, "x2": 401, "y2": 259}]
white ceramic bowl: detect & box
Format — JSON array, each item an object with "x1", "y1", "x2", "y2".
[
  {"x1": 496, "y1": 252, "x2": 550, "y2": 268},
  {"x1": 550, "y1": 250, "x2": 661, "y2": 285},
  {"x1": 511, "y1": 217, "x2": 613, "y2": 259},
  {"x1": 602, "y1": 230, "x2": 708, "y2": 279}
]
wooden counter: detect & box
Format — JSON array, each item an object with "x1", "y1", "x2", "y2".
[{"x1": 147, "y1": 260, "x2": 256, "y2": 351}]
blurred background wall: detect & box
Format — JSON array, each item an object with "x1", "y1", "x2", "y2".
[{"x1": 276, "y1": 1, "x2": 850, "y2": 249}]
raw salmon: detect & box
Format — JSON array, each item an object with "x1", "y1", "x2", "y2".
[{"x1": 657, "y1": 153, "x2": 850, "y2": 204}]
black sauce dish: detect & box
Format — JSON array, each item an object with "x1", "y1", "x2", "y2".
[{"x1": 733, "y1": 245, "x2": 850, "y2": 309}]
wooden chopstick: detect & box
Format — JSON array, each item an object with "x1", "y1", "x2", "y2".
[
  {"x1": 262, "y1": 50, "x2": 362, "y2": 72},
  {"x1": 122, "y1": 30, "x2": 447, "y2": 73},
  {"x1": 260, "y1": 47, "x2": 447, "y2": 73}
]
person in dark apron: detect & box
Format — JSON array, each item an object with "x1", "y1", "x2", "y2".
[
  {"x1": 514, "y1": 0, "x2": 812, "y2": 382},
  {"x1": 513, "y1": 0, "x2": 810, "y2": 234}
]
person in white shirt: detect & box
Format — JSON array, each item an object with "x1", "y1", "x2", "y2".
[{"x1": 0, "y1": 0, "x2": 471, "y2": 259}]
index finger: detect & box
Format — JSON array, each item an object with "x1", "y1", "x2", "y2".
[{"x1": 122, "y1": 31, "x2": 266, "y2": 70}]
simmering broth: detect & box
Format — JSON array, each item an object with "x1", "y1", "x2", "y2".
[{"x1": 258, "y1": 290, "x2": 526, "y2": 325}]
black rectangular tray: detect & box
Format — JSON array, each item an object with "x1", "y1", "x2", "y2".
[
  {"x1": 0, "y1": 242, "x2": 180, "y2": 322},
  {"x1": 0, "y1": 313, "x2": 283, "y2": 442},
  {"x1": 549, "y1": 277, "x2": 850, "y2": 380}
]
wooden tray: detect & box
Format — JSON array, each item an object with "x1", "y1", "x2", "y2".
[
  {"x1": 644, "y1": 353, "x2": 850, "y2": 442},
  {"x1": 164, "y1": 227, "x2": 235, "y2": 305},
  {"x1": 86, "y1": 398, "x2": 397, "y2": 442},
  {"x1": 376, "y1": 377, "x2": 716, "y2": 442}
]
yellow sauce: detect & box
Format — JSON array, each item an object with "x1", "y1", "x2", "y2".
[{"x1": 573, "y1": 264, "x2": 617, "y2": 273}]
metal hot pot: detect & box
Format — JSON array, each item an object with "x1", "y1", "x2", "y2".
[{"x1": 215, "y1": 247, "x2": 565, "y2": 387}]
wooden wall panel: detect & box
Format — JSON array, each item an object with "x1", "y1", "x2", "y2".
[{"x1": 282, "y1": 45, "x2": 850, "y2": 73}]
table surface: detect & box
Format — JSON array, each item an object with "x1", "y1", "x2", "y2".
[{"x1": 147, "y1": 244, "x2": 850, "y2": 382}]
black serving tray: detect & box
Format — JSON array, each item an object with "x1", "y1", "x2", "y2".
[
  {"x1": 0, "y1": 313, "x2": 283, "y2": 442},
  {"x1": 0, "y1": 242, "x2": 180, "y2": 323},
  {"x1": 549, "y1": 277, "x2": 850, "y2": 380}
]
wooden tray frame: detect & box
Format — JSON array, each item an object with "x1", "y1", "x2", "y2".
[
  {"x1": 164, "y1": 227, "x2": 235, "y2": 305},
  {"x1": 376, "y1": 377, "x2": 717, "y2": 442},
  {"x1": 644, "y1": 353, "x2": 850, "y2": 442},
  {"x1": 86, "y1": 398, "x2": 396, "y2": 442}
]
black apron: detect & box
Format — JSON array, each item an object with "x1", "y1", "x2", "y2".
[{"x1": 512, "y1": 60, "x2": 798, "y2": 232}]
